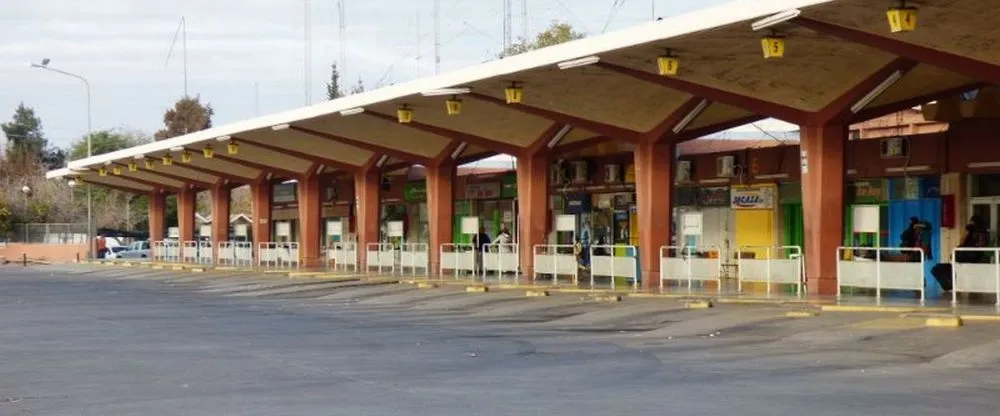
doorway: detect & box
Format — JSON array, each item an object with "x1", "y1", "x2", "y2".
[{"x1": 970, "y1": 197, "x2": 1000, "y2": 244}]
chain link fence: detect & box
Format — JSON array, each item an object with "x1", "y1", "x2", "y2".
[{"x1": 6, "y1": 223, "x2": 88, "y2": 244}]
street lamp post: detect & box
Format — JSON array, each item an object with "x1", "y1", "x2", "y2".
[{"x1": 31, "y1": 59, "x2": 94, "y2": 259}]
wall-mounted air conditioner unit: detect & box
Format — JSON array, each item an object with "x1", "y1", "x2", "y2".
[
  {"x1": 880, "y1": 137, "x2": 909, "y2": 159},
  {"x1": 676, "y1": 160, "x2": 692, "y2": 183},
  {"x1": 716, "y1": 155, "x2": 735, "y2": 177},
  {"x1": 571, "y1": 161, "x2": 589, "y2": 183},
  {"x1": 605, "y1": 164, "x2": 621, "y2": 183}
]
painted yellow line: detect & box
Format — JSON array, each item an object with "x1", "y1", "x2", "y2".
[
  {"x1": 926, "y1": 316, "x2": 963, "y2": 328},
  {"x1": 591, "y1": 295, "x2": 623, "y2": 303},
  {"x1": 821, "y1": 304, "x2": 950, "y2": 313},
  {"x1": 288, "y1": 271, "x2": 328, "y2": 278},
  {"x1": 526, "y1": 290, "x2": 550, "y2": 297},
  {"x1": 960, "y1": 314, "x2": 1000, "y2": 322},
  {"x1": 686, "y1": 300, "x2": 713, "y2": 309},
  {"x1": 849, "y1": 317, "x2": 926, "y2": 330},
  {"x1": 465, "y1": 285, "x2": 489, "y2": 293},
  {"x1": 785, "y1": 310, "x2": 819, "y2": 318},
  {"x1": 417, "y1": 282, "x2": 439, "y2": 289}
]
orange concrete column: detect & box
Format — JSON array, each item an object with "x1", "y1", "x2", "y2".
[
  {"x1": 251, "y1": 181, "x2": 272, "y2": 247},
  {"x1": 634, "y1": 140, "x2": 674, "y2": 291},
  {"x1": 210, "y1": 184, "x2": 231, "y2": 248},
  {"x1": 177, "y1": 188, "x2": 196, "y2": 243},
  {"x1": 516, "y1": 153, "x2": 549, "y2": 279},
  {"x1": 354, "y1": 169, "x2": 381, "y2": 267},
  {"x1": 427, "y1": 163, "x2": 455, "y2": 272},
  {"x1": 297, "y1": 174, "x2": 322, "y2": 268},
  {"x1": 148, "y1": 192, "x2": 166, "y2": 241},
  {"x1": 800, "y1": 122, "x2": 846, "y2": 296}
]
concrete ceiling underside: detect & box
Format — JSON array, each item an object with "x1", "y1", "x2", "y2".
[{"x1": 52, "y1": 0, "x2": 996, "y2": 194}]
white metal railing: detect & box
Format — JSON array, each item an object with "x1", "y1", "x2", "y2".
[
  {"x1": 196, "y1": 240, "x2": 213, "y2": 264},
  {"x1": 589, "y1": 245, "x2": 638, "y2": 290},
  {"x1": 181, "y1": 241, "x2": 199, "y2": 263},
  {"x1": 951, "y1": 248, "x2": 1000, "y2": 306},
  {"x1": 257, "y1": 242, "x2": 300, "y2": 269},
  {"x1": 482, "y1": 243, "x2": 519, "y2": 283},
  {"x1": 533, "y1": 244, "x2": 578, "y2": 285},
  {"x1": 152, "y1": 241, "x2": 166, "y2": 261},
  {"x1": 327, "y1": 241, "x2": 359, "y2": 272},
  {"x1": 153, "y1": 240, "x2": 180, "y2": 263},
  {"x1": 836, "y1": 246, "x2": 925, "y2": 304},
  {"x1": 217, "y1": 241, "x2": 253, "y2": 267},
  {"x1": 365, "y1": 243, "x2": 396, "y2": 274},
  {"x1": 737, "y1": 245, "x2": 803, "y2": 296},
  {"x1": 401, "y1": 243, "x2": 430, "y2": 275},
  {"x1": 439, "y1": 243, "x2": 476, "y2": 278},
  {"x1": 659, "y1": 245, "x2": 723, "y2": 292}
]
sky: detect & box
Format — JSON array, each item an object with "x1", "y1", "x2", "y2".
[{"x1": 1, "y1": 0, "x2": 796, "y2": 150}]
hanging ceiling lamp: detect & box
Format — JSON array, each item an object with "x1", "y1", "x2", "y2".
[
  {"x1": 886, "y1": 1, "x2": 918, "y2": 33},
  {"x1": 397, "y1": 104, "x2": 414, "y2": 123},
  {"x1": 760, "y1": 30, "x2": 786, "y2": 59},
  {"x1": 504, "y1": 82, "x2": 524, "y2": 104},
  {"x1": 657, "y1": 49, "x2": 679, "y2": 76},
  {"x1": 162, "y1": 155, "x2": 174, "y2": 166},
  {"x1": 202, "y1": 146, "x2": 215, "y2": 159},
  {"x1": 445, "y1": 96, "x2": 463, "y2": 115}
]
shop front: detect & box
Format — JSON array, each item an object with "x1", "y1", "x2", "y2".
[
  {"x1": 454, "y1": 175, "x2": 515, "y2": 244},
  {"x1": 271, "y1": 182, "x2": 298, "y2": 243},
  {"x1": 675, "y1": 186, "x2": 732, "y2": 259},
  {"x1": 730, "y1": 184, "x2": 779, "y2": 260}
]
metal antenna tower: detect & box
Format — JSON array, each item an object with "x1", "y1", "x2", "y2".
[
  {"x1": 165, "y1": 16, "x2": 188, "y2": 97},
  {"x1": 433, "y1": 0, "x2": 441, "y2": 74},
  {"x1": 338, "y1": 0, "x2": 347, "y2": 74},
  {"x1": 521, "y1": 0, "x2": 528, "y2": 42},
  {"x1": 502, "y1": 0, "x2": 513, "y2": 51},
  {"x1": 304, "y1": 0, "x2": 312, "y2": 105}
]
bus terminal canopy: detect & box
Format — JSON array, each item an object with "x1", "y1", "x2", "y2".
[{"x1": 48, "y1": 0, "x2": 995, "y2": 192}]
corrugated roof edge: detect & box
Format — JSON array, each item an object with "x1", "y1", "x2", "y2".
[{"x1": 59, "y1": 0, "x2": 833, "y2": 173}]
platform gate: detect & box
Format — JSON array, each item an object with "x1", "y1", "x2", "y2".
[
  {"x1": 218, "y1": 242, "x2": 253, "y2": 267},
  {"x1": 533, "y1": 244, "x2": 578, "y2": 285},
  {"x1": 258, "y1": 242, "x2": 300, "y2": 269},
  {"x1": 659, "y1": 245, "x2": 723, "y2": 292},
  {"x1": 365, "y1": 243, "x2": 396, "y2": 274},
  {"x1": 327, "y1": 241, "x2": 358, "y2": 272},
  {"x1": 589, "y1": 245, "x2": 638, "y2": 290},
  {"x1": 951, "y1": 248, "x2": 1000, "y2": 306},
  {"x1": 482, "y1": 243, "x2": 519, "y2": 283},
  {"x1": 836, "y1": 247, "x2": 925, "y2": 304},
  {"x1": 440, "y1": 243, "x2": 475, "y2": 278},
  {"x1": 154, "y1": 240, "x2": 180, "y2": 263},
  {"x1": 401, "y1": 243, "x2": 430, "y2": 275},
  {"x1": 737, "y1": 245, "x2": 803, "y2": 296}
]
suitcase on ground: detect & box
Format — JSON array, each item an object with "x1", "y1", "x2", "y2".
[{"x1": 931, "y1": 263, "x2": 953, "y2": 291}]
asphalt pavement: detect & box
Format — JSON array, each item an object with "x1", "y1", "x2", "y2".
[{"x1": 1, "y1": 264, "x2": 999, "y2": 416}]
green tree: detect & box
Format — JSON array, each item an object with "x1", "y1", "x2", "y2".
[
  {"x1": 154, "y1": 96, "x2": 214, "y2": 140},
  {"x1": 68, "y1": 128, "x2": 151, "y2": 160},
  {"x1": 326, "y1": 63, "x2": 343, "y2": 100},
  {"x1": 1, "y1": 103, "x2": 65, "y2": 168},
  {"x1": 500, "y1": 22, "x2": 585, "y2": 57}
]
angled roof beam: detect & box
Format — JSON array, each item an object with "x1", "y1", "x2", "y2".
[
  {"x1": 596, "y1": 62, "x2": 810, "y2": 124},
  {"x1": 524, "y1": 123, "x2": 573, "y2": 157},
  {"x1": 153, "y1": 161, "x2": 255, "y2": 185},
  {"x1": 94, "y1": 174, "x2": 181, "y2": 193},
  {"x1": 813, "y1": 58, "x2": 918, "y2": 123},
  {"x1": 793, "y1": 18, "x2": 1000, "y2": 85},
  {"x1": 77, "y1": 178, "x2": 161, "y2": 195},
  {"x1": 643, "y1": 97, "x2": 711, "y2": 143},
  {"x1": 674, "y1": 115, "x2": 769, "y2": 142},
  {"x1": 433, "y1": 140, "x2": 468, "y2": 166},
  {"x1": 550, "y1": 136, "x2": 614, "y2": 156},
  {"x1": 854, "y1": 81, "x2": 989, "y2": 122},
  {"x1": 288, "y1": 125, "x2": 431, "y2": 165},
  {"x1": 232, "y1": 137, "x2": 360, "y2": 173},
  {"x1": 456, "y1": 151, "x2": 498, "y2": 166},
  {"x1": 111, "y1": 162, "x2": 216, "y2": 189},
  {"x1": 466, "y1": 93, "x2": 642, "y2": 142},
  {"x1": 186, "y1": 148, "x2": 304, "y2": 180},
  {"x1": 361, "y1": 111, "x2": 525, "y2": 156}
]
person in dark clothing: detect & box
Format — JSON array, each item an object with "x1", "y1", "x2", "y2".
[
  {"x1": 957, "y1": 215, "x2": 990, "y2": 263},
  {"x1": 900, "y1": 217, "x2": 931, "y2": 262},
  {"x1": 473, "y1": 227, "x2": 491, "y2": 251}
]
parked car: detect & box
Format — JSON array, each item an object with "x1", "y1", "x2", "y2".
[
  {"x1": 103, "y1": 246, "x2": 129, "y2": 259},
  {"x1": 117, "y1": 241, "x2": 151, "y2": 259}
]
